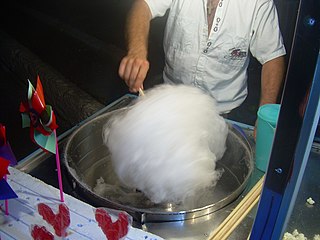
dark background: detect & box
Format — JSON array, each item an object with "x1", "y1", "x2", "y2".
[{"x1": 0, "y1": 0, "x2": 299, "y2": 160}]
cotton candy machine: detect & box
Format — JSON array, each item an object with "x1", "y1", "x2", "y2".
[{"x1": 63, "y1": 107, "x2": 254, "y2": 223}]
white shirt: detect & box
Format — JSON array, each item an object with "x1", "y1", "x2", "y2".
[{"x1": 145, "y1": 0, "x2": 286, "y2": 113}]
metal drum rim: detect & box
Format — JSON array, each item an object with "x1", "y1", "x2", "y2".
[{"x1": 63, "y1": 108, "x2": 254, "y2": 222}]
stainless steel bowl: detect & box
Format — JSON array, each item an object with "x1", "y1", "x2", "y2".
[{"x1": 63, "y1": 108, "x2": 253, "y2": 223}]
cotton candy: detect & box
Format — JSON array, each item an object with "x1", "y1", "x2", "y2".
[{"x1": 103, "y1": 84, "x2": 228, "y2": 204}]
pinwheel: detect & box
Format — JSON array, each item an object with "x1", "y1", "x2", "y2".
[
  {"x1": 0, "y1": 124, "x2": 17, "y2": 166},
  {"x1": 20, "y1": 76, "x2": 64, "y2": 202},
  {"x1": 0, "y1": 124, "x2": 18, "y2": 215},
  {"x1": 19, "y1": 76, "x2": 58, "y2": 153}
]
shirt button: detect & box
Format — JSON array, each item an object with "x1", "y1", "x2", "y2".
[
  {"x1": 207, "y1": 42, "x2": 212, "y2": 46},
  {"x1": 203, "y1": 49, "x2": 208, "y2": 53}
]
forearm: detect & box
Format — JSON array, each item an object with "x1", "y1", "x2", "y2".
[
  {"x1": 119, "y1": 0, "x2": 152, "y2": 92},
  {"x1": 260, "y1": 56, "x2": 286, "y2": 106},
  {"x1": 126, "y1": 0, "x2": 152, "y2": 58}
]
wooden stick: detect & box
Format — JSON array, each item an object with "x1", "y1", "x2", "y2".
[
  {"x1": 222, "y1": 196, "x2": 260, "y2": 239},
  {"x1": 208, "y1": 175, "x2": 265, "y2": 240},
  {"x1": 138, "y1": 88, "x2": 145, "y2": 96},
  {"x1": 211, "y1": 176, "x2": 264, "y2": 235}
]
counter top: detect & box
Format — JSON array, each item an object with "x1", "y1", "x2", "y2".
[
  {"x1": 7, "y1": 95, "x2": 319, "y2": 239},
  {"x1": 0, "y1": 167, "x2": 163, "y2": 240}
]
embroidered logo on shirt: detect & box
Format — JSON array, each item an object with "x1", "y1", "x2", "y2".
[{"x1": 226, "y1": 48, "x2": 247, "y2": 60}]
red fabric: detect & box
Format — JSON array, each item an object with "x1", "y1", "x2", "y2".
[
  {"x1": 0, "y1": 124, "x2": 6, "y2": 146},
  {"x1": 0, "y1": 157, "x2": 9, "y2": 178}
]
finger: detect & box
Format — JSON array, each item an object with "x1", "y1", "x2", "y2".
[
  {"x1": 118, "y1": 57, "x2": 128, "y2": 79},
  {"x1": 128, "y1": 61, "x2": 141, "y2": 89},
  {"x1": 119, "y1": 57, "x2": 137, "y2": 90},
  {"x1": 122, "y1": 59, "x2": 135, "y2": 86},
  {"x1": 133, "y1": 61, "x2": 149, "y2": 91}
]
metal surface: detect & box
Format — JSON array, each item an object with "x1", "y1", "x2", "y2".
[
  {"x1": 15, "y1": 95, "x2": 262, "y2": 239},
  {"x1": 15, "y1": 95, "x2": 320, "y2": 239},
  {"x1": 62, "y1": 107, "x2": 254, "y2": 223},
  {"x1": 285, "y1": 143, "x2": 320, "y2": 238}
]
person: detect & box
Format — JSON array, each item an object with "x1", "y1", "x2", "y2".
[{"x1": 118, "y1": 0, "x2": 286, "y2": 114}]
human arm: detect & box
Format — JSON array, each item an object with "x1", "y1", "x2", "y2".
[
  {"x1": 260, "y1": 55, "x2": 286, "y2": 106},
  {"x1": 253, "y1": 55, "x2": 286, "y2": 138},
  {"x1": 249, "y1": 0, "x2": 286, "y2": 138},
  {"x1": 118, "y1": 0, "x2": 152, "y2": 93}
]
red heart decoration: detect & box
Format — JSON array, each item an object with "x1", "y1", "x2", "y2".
[
  {"x1": 38, "y1": 203, "x2": 70, "y2": 237},
  {"x1": 95, "y1": 208, "x2": 129, "y2": 240},
  {"x1": 31, "y1": 225, "x2": 54, "y2": 240}
]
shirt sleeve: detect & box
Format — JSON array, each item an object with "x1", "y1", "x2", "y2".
[
  {"x1": 144, "y1": 0, "x2": 173, "y2": 18},
  {"x1": 250, "y1": 0, "x2": 286, "y2": 64}
]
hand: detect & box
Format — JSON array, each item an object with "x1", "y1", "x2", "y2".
[{"x1": 118, "y1": 54, "x2": 150, "y2": 93}]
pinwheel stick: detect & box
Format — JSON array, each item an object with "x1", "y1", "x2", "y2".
[
  {"x1": 54, "y1": 130, "x2": 64, "y2": 202},
  {"x1": 20, "y1": 77, "x2": 64, "y2": 202}
]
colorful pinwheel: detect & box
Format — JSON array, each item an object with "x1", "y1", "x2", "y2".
[
  {"x1": 20, "y1": 75, "x2": 58, "y2": 154},
  {"x1": 20, "y1": 76, "x2": 64, "y2": 202}
]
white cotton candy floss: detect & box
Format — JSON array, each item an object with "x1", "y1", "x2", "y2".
[{"x1": 103, "y1": 84, "x2": 228, "y2": 204}]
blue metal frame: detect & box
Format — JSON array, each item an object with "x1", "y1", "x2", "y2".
[
  {"x1": 273, "y1": 51, "x2": 320, "y2": 239},
  {"x1": 250, "y1": 0, "x2": 320, "y2": 238}
]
